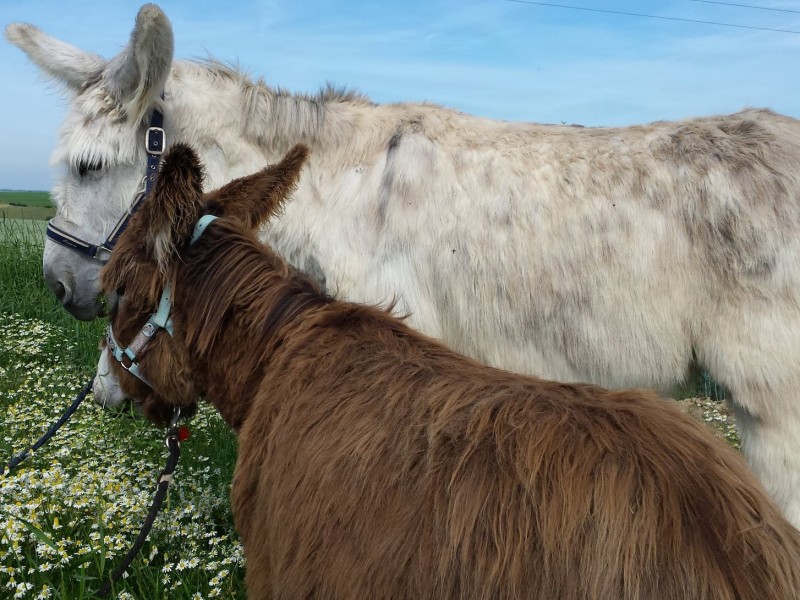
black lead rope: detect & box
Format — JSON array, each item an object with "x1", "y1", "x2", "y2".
[
  {"x1": 3, "y1": 371, "x2": 184, "y2": 598},
  {"x1": 96, "y1": 420, "x2": 183, "y2": 598},
  {"x1": 2, "y1": 374, "x2": 95, "y2": 476},
  {"x1": 3, "y1": 370, "x2": 183, "y2": 597}
]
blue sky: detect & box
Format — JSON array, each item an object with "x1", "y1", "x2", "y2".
[{"x1": 2, "y1": 0, "x2": 800, "y2": 190}]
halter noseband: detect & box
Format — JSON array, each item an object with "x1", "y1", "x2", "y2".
[
  {"x1": 107, "y1": 215, "x2": 218, "y2": 388},
  {"x1": 46, "y1": 104, "x2": 166, "y2": 263}
]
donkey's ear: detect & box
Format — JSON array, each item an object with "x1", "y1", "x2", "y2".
[
  {"x1": 5, "y1": 23, "x2": 106, "y2": 92},
  {"x1": 140, "y1": 144, "x2": 205, "y2": 269},
  {"x1": 203, "y1": 144, "x2": 310, "y2": 230},
  {"x1": 99, "y1": 144, "x2": 202, "y2": 304},
  {"x1": 104, "y1": 4, "x2": 173, "y2": 124}
]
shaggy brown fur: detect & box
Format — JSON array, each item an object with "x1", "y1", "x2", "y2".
[{"x1": 102, "y1": 144, "x2": 800, "y2": 600}]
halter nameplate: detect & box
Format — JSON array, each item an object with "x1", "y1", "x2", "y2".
[{"x1": 128, "y1": 322, "x2": 158, "y2": 355}]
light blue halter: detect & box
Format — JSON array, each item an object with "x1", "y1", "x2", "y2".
[{"x1": 106, "y1": 214, "x2": 219, "y2": 387}]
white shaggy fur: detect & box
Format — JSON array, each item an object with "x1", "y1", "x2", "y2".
[{"x1": 7, "y1": 4, "x2": 800, "y2": 528}]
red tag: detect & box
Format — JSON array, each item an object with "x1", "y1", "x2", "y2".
[{"x1": 177, "y1": 426, "x2": 190, "y2": 442}]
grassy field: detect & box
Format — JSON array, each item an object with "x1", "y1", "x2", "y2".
[
  {"x1": 0, "y1": 219, "x2": 244, "y2": 598},
  {"x1": 0, "y1": 191, "x2": 54, "y2": 221},
  {"x1": 0, "y1": 218, "x2": 46, "y2": 244},
  {"x1": 0, "y1": 191, "x2": 52, "y2": 207}
]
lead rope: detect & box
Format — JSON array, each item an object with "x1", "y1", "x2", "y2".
[
  {"x1": 96, "y1": 408, "x2": 185, "y2": 598},
  {"x1": 1, "y1": 374, "x2": 95, "y2": 476}
]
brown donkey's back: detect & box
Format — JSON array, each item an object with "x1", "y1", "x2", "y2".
[
  {"x1": 102, "y1": 144, "x2": 800, "y2": 600},
  {"x1": 230, "y1": 305, "x2": 800, "y2": 600}
]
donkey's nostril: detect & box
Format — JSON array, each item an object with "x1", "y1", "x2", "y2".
[
  {"x1": 51, "y1": 280, "x2": 67, "y2": 303},
  {"x1": 43, "y1": 267, "x2": 72, "y2": 305}
]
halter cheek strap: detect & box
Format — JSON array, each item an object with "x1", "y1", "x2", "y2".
[
  {"x1": 106, "y1": 282, "x2": 173, "y2": 387},
  {"x1": 107, "y1": 215, "x2": 218, "y2": 388},
  {"x1": 150, "y1": 282, "x2": 175, "y2": 336},
  {"x1": 46, "y1": 102, "x2": 166, "y2": 263}
]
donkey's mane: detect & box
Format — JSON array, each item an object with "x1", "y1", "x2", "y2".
[
  {"x1": 183, "y1": 58, "x2": 373, "y2": 124},
  {"x1": 190, "y1": 58, "x2": 371, "y2": 104},
  {"x1": 175, "y1": 216, "x2": 336, "y2": 360}
]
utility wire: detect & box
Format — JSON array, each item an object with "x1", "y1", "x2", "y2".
[
  {"x1": 689, "y1": 0, "x2": 800, "y2": 14},
  {"x1": 505, "y1": 0, "x2": 800, "y2": 34}
]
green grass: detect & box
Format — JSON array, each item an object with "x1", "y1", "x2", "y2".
[
  {"x1": 0, "y1": 191, "x2": 52, "y2": 207},
  {"x1": 0, "y1": 205, "x2": 54, "y2": 221},
  {"x1": 0, "y1": 218, "x2": 244, "y2": 599},
  {"x1": 0, "y1": 191, "x2": 55, "y2": 221}
]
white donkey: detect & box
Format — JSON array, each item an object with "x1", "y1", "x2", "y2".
[{"x1": 7, "y1": 5, "x2": 800, "y2": 528}]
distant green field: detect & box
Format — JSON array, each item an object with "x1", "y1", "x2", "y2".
[
  {"x1": 0, "y1": 190, "x2": 54, "y2": 220},
  {"x1": 0, "y1": 204, "x2": 54, "y2": 220},
  {"x1": 0, "y1": 190, "x2": 52, "y2": 206}
]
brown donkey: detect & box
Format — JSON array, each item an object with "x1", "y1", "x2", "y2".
[{"x1": 100, "y1": 143, "x2": 800, "y2": 600}]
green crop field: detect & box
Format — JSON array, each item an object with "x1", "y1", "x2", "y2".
[
  {"x1": 0, "y1": 217, "x2": 47, "y2": 244},
  {"x1": 0, "y1": 190, "x2": 52, "y2": 207},
  {"x1": 0, "y1": 190, "x2": 55, "y2": 220}
]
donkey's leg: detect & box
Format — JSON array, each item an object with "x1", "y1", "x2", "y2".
[
  {"x1": 733, "y1": 401, "x2": 800, "y2": 528},
  {"x1": 698, "y1": 304, "x2": 800, "y2": 529}
]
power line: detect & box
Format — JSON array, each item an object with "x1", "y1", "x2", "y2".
[
  {"x1": 688, "y1": 0, "x2": 800, "y2": 14},
  {"x1": 504, "y1": 0, "x2": 800, "y2": 34}
]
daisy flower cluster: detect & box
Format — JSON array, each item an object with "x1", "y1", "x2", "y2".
[{"x1": 1, "y1": 312, "x2": 245, "y2": 599}]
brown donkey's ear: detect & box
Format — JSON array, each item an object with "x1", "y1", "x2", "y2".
[
  {"x1": 100, "y1": 143, "x2": 204, "y2": 299},
  {"x1": 140, "y1": 143, "x2": 205, "y2": 270},
  {"x1": 203, "y1": 144, "x2": 309, "y2": 230}
]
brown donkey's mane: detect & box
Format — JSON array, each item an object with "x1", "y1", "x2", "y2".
[
  {"x1": 102, "y1": 144, "x2": 800, "y2": 600},
  {"x1": 178, "y1": 219, "x2": 332, "y2": 363},
  {"x1": 169, "y1": 219, "x2": 337, "y2": 428}
]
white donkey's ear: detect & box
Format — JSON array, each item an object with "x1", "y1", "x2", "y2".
[
  {"x1": 6, "y1": 4, "x2": 173, "y2": 122},
  {"x1": 104, "y1": 4, "x2": 174, "y2": 124},
  {"x1": 5, "y1": 22, "x2": 106, "y2": 91}
]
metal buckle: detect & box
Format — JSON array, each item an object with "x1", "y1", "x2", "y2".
[
  {"x1": 93, "y1": 244, "x2": 113, "y2": 263},
  {"x1": 146, "y1": 127, "x2": 166, "y2": 155},
  {"x1": 106, "y1": 327, "x2": 117, "y2": 353}
]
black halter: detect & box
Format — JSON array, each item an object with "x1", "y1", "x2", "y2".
[{"x1": 45, "y1": 105, "x2": 166, "y2": 263}]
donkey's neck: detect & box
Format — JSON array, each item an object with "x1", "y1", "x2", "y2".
[
  {"x1": 164, "y1": 61, "x2": 404, "y2": 298},
  {"x1": 173, "y1": 225, "x2": 330, "y2": 430},
  {"x1": 166, "y1": 61, "x2": 384, "y2": 179}
]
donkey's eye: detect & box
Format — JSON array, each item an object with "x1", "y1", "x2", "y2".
[{"x1": 77, "y1": 160, "x2": 103, "y2": 177}]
